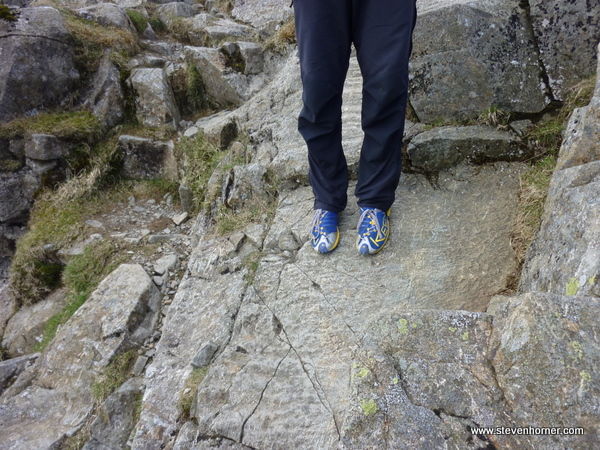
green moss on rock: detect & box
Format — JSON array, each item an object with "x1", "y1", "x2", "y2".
[{"x1": 359, "y1": 398, "x2": 378, "y2": 416}]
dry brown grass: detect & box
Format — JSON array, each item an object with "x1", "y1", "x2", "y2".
[
  {"x1": 507, "y1": 76, "x2": 597, "y2": 291},
  {"x1": 511, "y1": 155, "x2": 556, "y2": 267},
  {"x1": 265, "y1": 19, "x2": 296, "y2": 53}
]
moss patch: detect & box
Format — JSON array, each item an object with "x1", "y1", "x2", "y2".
[
  {"x1": 0, "y1": 4, "x2": 18, "y2": 22},
  {"x1": 359, "y1": 398, "x2": 378, "y2": 416},
  {"x1": 566, "y1": 277, "x2": 579, "y2": 296},
  {"x1": 397, "y1": 318, "x2": 409, "y2": 335},
  {"x1": 126, "y1": 9, "x2": 148, "y2": 33}
]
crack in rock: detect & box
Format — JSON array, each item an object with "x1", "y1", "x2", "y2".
[
  {"x1": 292, "y1": 263, "x2": 358, "y2": 337},
  {"x1": 239, "y1": 347, "x2": 292, "y2": 444},
  {"x1": 253, "y1": 282, "x2": 342, "y2": 440}
]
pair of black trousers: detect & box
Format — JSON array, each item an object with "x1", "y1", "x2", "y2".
[{"x1": 294, "y1": 0, "x2": 417, "y2": 213}]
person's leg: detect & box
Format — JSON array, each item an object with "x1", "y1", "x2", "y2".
[
  {"x1": 294, "y1": 0, "x2": 353, "y2": 213},
  {"x1": 352, "y1": 0, "x2": 417, "y2": 211}
]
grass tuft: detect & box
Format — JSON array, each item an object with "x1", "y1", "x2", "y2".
[
  {"x1": 0, "y1": 111, "x2": 103, "y2": 143},
  {"x1": 61, "y1": 8, "x2": 139, "y2": 78},
  {"x1": 264, "y1": 19, "x2": 296, "y2": 53},
  {"x1": 508, "y1": 76, "x2": 596, "y2": 287},
  {"x1": 164, "y1": 16, "x2": 193, "y2": 43},
  {"x1": 91, "y1": 349, "x2": 138, "y2": 403},
  {"x1": 0, "y1": 158, "x2": 23, "y2": 172},
  {"x1": 477, "y1": 106, "x2": 511, "y2": 128},
  {"x1": 511, "y1": 155, "x2": 557, "y2": 267},
  {"x1": 176, "y1": 132, "x2": 225, "y2": 213},
  {"x1": 179, "y1": 367, "x2": 208, "y2": 420},
  {"x1": 33, "y1": 240, "x2": 127, "y2": 351},
  {"x1": 126, "y1": 9, "x2": 148, "y2": 33},
  {"x1": 171, "y1": 64, "x2": 209, "y2": 118}
]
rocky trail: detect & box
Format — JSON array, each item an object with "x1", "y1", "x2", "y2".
[{"x1": 1, "y1": 0, "x2": 599, "y2": 449}]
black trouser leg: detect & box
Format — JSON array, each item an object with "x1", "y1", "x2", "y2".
[
  {"x1": 294, "y1": 0, "x2": 352, "y2": 213},
  {"x1": 353, "y1": 0, "x2": 417, "y2": 211}
]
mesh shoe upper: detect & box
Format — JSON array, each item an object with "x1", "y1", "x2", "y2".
[
  {"x1": 310, "y1": 209, "x2": 340, "y2": 254},
  {"x1": 356, "y1": 207, "x2": 390, "y2": 255}
]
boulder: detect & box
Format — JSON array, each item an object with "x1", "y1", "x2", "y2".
[
  {"x1": 128, "y1": 68, "x2": 181, "y2": 129},
  {"x1": 2, "y1": 289, "x2": 68, "y2": 357},
  {"x1": 409, "y1": 0, "x2": 549, "y2": 123},
  {"x1": 406, "y1": 125, "x2": 524, "y2": 172},
  {"x1": 518, "y1": 160, "x2": 600, "y2": 297},
  {"x1": 230, "y1": 0, "x2": 293, "y2": 34},
  {"x1": 194, "y1": 111, "x2": 238, "y2": 149},
  {"x1": 0, "y1": 264, "x2": 161, "y2": 449},
  {"x1": 489, "y1": 292, "x2": 600, "y2": 448},
  {"x1": 184, "y1": 46, "x2": 243, "y2": 107},
  {"x1": 220, "y1": 41, "x2": 264, "y2": 75},
  {"x1": 0, "y1": 7, "x2": 80, "y2": 122},
  {"x1": 222, "y1": 163, "x2": 267, "y2": 210},
  {"x1": 0, "y1": 353, "x2": 39, "y2": 395},
  {"x1": 342, "y1": 310, "x2": 521, "y2": 449},
  {"x1": 155, "y1": 1, "x2": 196, "y2": 24},
  {"x1": 76, "y1": 3, "x2": 135, "y2": 31},
  {"x1": 519, "y1": 60, "x2": 599, "y2": 298},
  {"x1": 23, "y1": 134, "x2": 68, "y2": 161},
  {"x1": 0, "y1": 168, "x2": 39, "y2": 223},
  {"x1": 81, "y1": 52, "x2": 126, "y2": 129},
  {"x1": 118, "y1": 135, "x2": 178, "y2": 180},
  {"x1": 188, "y1": 13, "x2": 255, "y2": 47},
  {"x1": 554, "y1": 49, "x2": 600, "y2": 172},
  {"x1": 83, "y1": 377, "x2": 145, "y2": 450},
  {"x1": 529, "y1": 0, "x2": 600, "y2": 100}
]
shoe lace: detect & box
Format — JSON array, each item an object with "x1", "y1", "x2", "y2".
[
  {"x1": 357, "y1": 208, "x2": 382, "y2": 238},
  {"x1": 311, "y1": 209, "x2": 334, "y2": 236}
]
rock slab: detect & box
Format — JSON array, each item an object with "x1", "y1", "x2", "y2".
[
  {"x1": 0, "y1": 264, "x2": 161, "y2": 450},
  {"x1": 410, "y1": 0, "x2": 549, "y2": 122},
  {"x1": 0, "y1": 7, "x2": 80, "y2": 122}
]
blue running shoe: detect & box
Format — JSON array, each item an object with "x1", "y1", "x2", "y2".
[
  {"x1": 356, "y1": 208, "x2": 390, "y2": 255},
  {"x1": 309, "y1": 209, "x2": 340, "y2": 254}
]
